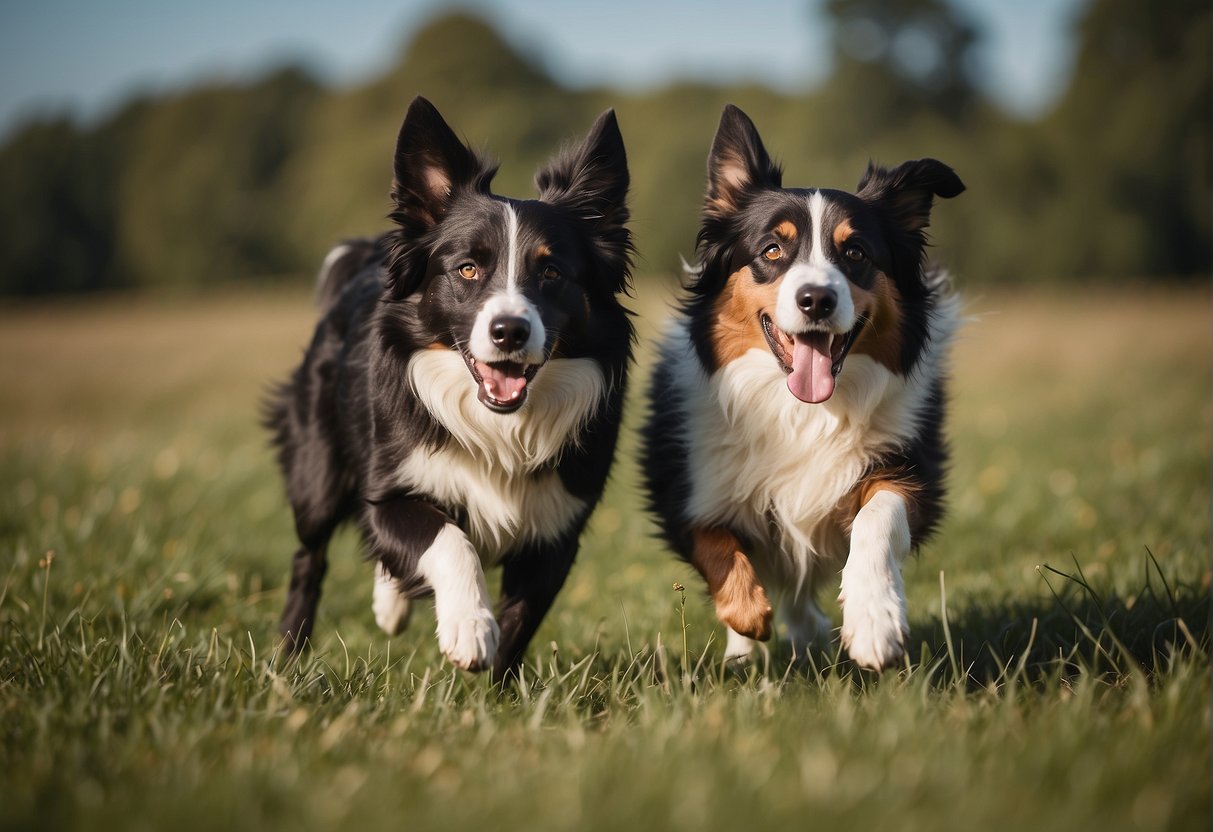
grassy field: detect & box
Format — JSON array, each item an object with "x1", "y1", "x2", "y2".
[{"x1": 1, "y1": 281, "x2": 1209, "y2": 831}]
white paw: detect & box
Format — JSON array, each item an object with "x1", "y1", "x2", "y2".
[
  {"x1": 723, "y1": 627, "x2": 756, "y2": 663},
  {"x1": 838, "y1": 576, "x2": 908, "y2": 671},
  {"x1": 416, "y1": 525, "x2": 499, "y2": 672},
  {"x1": 840, "y1": 490, "x2": 912, "y2": 671},
  {"x1": 435, "y1": 606, "x2": 499, "y2": 672},
  {"x1": 372, "y1": 565, "x2": 412, "y2": 635}
]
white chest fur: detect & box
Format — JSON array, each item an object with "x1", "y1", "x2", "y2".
[
  {"x1": 664, "y1": 296, "x2": 956, "y2": 588},
  {"x1": 398, "y1": 350, "x2": 606, "y2": 560}
]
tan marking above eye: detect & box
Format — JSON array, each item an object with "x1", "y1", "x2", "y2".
[
  {"x1": 773, "y1": 220, "x2": 798, "y2": 240},
  {"x1": 762, "y1": 244, "x2": 782, "y2": 261},
  {"x1": 457, "y1": 263, "x2": 478, "y2": 280},
  {"x1": 832, "y1": 218, "x2": 855, "y2": 248}
]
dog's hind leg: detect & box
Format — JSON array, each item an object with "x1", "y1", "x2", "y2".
[
  {"x1": 280, "y1": 542, "x2": 330, "y2": 654},
  {"x1": 371, "y1": 563, "x2": 412, "y2": 635},
  {"x1": 276, "y1": 442, "x2": 352, "y2": 655}
]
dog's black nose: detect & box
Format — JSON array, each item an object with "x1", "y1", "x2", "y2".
[
  {"x1": 796, "y1": 286, "x2": 837, "y2": 321},
  {"x1": 489, "y1": 315, "x2": 531, "y2": 351}
]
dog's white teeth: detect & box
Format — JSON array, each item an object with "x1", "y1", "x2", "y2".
[{"x1": 828, "y1": 333, "x2": 835, "y2": 353}]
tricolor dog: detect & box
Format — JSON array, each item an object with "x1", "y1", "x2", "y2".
[
  {"x1": 267, "y1": 97, "x2": 633, "y2": 680},
  {"x1": 641, "y1": 105, "x2": 964, "y2": 670}
]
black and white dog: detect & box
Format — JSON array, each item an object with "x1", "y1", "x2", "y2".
[
  {"x1": 641, "y1": 105, "x2": 963, "y2": 670},
  {"x1": 267, "y1": 97, "x2": 633, "y2": 680}
]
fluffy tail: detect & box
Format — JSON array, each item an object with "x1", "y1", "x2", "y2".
[{"x1": 314, "y1": 239, "x2": 378, "y2": 312}]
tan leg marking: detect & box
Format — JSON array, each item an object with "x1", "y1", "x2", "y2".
[{"x1": 690, "y1": 528, "x2": 773, "y2": 640}]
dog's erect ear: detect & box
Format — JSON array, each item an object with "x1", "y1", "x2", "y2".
[
  {"x1": 386, "y1": 97, "x2": 495, "y2": 297},
  {"x1": 535, "y1": 110, "x2": 633, "y2": 293},
  {"x1": 704, "y1": 105, "x2": 782, "y2": 218},
  {"x1": 856, "y1": 159, "x2": 964, "y2": 234},
  {"x1": 391, "y1": 97, "x2": 492, "y2": 227}
]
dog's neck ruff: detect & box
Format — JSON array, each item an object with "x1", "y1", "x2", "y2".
[{"x1": 407, "y1": 349, "x2": 606, "y2": 475}]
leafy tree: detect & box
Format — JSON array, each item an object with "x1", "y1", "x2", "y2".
[
  {"x1": 822, "y1": 0, "x2": 982, "y2": 132},
  {"x1": 1035, "y1": 0, "x2": 1211, "y2": 278},
  {"x1": 0, "y1": 6, "x2": 1207, "y2": 294},
  {"x1": 118, "y1": 67, "x2": 322, "y2": 287},
  {"x1": 0, "y1": 116, "x2": 127, "y2": 293}
]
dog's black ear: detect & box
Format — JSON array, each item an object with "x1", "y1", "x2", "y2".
[
  {"x1": 535, "y1": 110, "x2": 633, "y2": 294},
  {"x1": 386, "y1": 97, "x2": 496, "y2": 296},
  {"x1": 856, "y1": 159, "x2": 964, "y2": 234},
  {"x1": 704, "y1": 105, "x2": 782, "y2": 218},
  {"x1": 391, "y1": 97, "x2": 492, "y2": 226}
]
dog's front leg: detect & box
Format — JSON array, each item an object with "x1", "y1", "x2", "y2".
[
  {"x1": 370, "y1": 497, "x2": 499, "y2": 672},
  {"x1": 690, "y1": 527, "x2": 773, "y2": 642},
  {"x1": 491, "y1": 539, "x2": 578, "y2": 683},
  {"x1": 839, "y1": 488, "x2": 912, "y2": 670}
]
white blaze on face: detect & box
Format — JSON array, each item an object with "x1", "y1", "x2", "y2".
[
  {"x1": 774, "y1": 191, "x2": 857, "y2": 405},
  {"x1": 468, "y1": 202, "x2": 547, "y2": 366},
  {"x1": 774, "y1": 191, "x2": 856, "y2": 335}
]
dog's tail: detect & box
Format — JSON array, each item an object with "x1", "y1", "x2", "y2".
[{"x1": 314, "y1": 239, "x2": 377, "y2": 312}]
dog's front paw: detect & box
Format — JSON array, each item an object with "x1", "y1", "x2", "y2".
[
  {"x1": 715, "y1": 582, "x2": 773, "y2": 641},
  {"x1": 838, "y1": 579, "x2": 908, "y2": 671},
  {"x1": 723, "y1": 627, "x2": 757, "y2": 663},
  {"x1": 436, "y1": 607, "x2": 500, "y2": 672}
]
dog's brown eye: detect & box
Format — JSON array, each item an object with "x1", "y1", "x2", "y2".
[
  {"x1": 457, "y1": 263, "x2": 478, "y2": 280},
  {"x1": 763, "y1": 244, "x2": 782, "y2": 261},
  {"x1": 542, "y1": 265, "x2": 561, "y2": 281},
  {"x1": 843, "y1": 245, "x2": 865, "y2": 262}
]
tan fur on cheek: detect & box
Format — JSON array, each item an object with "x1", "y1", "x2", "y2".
[
  {"x1": 711, "y1": 266, "x2": 781, "y2": 369},
  {"x1": 690, "y1": 528, "x2": 773, "y2": 640},
  {"x1": 849, "y1": 272, "x2": 905, "y2": 373}
]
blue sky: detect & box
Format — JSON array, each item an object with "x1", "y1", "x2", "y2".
[{"x1": 0, "y1": 0, "x2": 1088, "y2": 138}]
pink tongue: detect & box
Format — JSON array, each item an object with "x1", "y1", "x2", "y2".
[
  {"x1": 481, "y1": 364, "x2": 527, "y2": 403},
  {"x1": 787, "y1": 332, "x2": 835, "y2": 403}
]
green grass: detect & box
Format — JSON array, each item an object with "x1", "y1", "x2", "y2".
[{"x1": 1, "y1": 283, "x2": 1209, "y2": 832}]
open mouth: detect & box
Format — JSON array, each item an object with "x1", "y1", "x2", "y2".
[
  {"x1": 461, "y1": 350, "x2": 542, "y2": 413},
  {"x1": 760, "y1": 313, "x2": 865, "y2": 404}
]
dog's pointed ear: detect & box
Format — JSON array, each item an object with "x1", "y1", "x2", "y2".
[
  {"x1": 535, "y1": 110, "x2": 633, "y2": 293},
  {"x1": 386, "y1": 97, "x2": 495, "y2": 297},
  {"x1": 391, "y1": 96, "x2": 493, "y2": 229},
  {"x1": 856, "y1": 159, "x2": 964, "y2": 234},
  {"x1": 705, "y1": 105, "x2": 782, "y2": 218}
]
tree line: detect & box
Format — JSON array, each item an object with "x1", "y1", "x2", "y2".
[{"x1": 0, "y1": 0, "x2": 1207, "y2": 295}]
